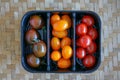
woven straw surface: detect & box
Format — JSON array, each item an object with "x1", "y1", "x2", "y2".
[{"x1": 0, "y1": 0, "x2": 120, "y2": 80}]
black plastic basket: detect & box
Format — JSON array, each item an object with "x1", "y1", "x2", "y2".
[{"x1": 21, "y1": 11, "x2": 101, "y2": 73}]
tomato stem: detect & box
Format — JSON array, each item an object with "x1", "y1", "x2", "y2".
[{"x1": 32, "y1": 38, "x2": 40, "y2": 43}]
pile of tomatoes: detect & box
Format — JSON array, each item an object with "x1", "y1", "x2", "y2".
[
  {"x1": 24, "y1": 14, "x2": 98, "y2": 70},
  {"x1": 76, "y1": 15, "x2": 98, "y2": 68},
  {"x1": 25, "y1": 15, "x2": 47, "y2": 68},
  {"x1": 50, "y1": 14, "x2": 72, "y2": 69}
]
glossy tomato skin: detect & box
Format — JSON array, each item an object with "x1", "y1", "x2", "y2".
[
  {"x1": 52, "y1": 20, "x2": 68, "y2": 31},
  {"x1": 57, "y1": 58, "x2": 71, "y2": 69},
  {"x1": 76, "y1": 35, "x2": 92, "y2": 48},
  {"x1": 62, "y1": 46, "x2": 72, "y2": 59},
  {"x1": 86, "y1": 41, "x2": 97, "y2": 54},
  {"x1": 76, "y1": 47, "x2": 86, "y2": 59},
  {"x1": 51, "y1": 51, "x2": 61, "y2": 61},
  {"x1": 51, "y1": 37, "x2": 60, "y2": 50},
  {"x1": 61, "y1": 15, "x2": 72, "y2": 29},
  {"x1": 33, "y1": 40, "x2": 47, "y2": 58},
  {"x1": 29, "y1": 15, "x2": 44, "y2": 29},
  {"x1": 88, "y1": 28, "x2": 98, "y2": 40},
  {"x1": 76, "y1": 23, "x2": 87, "y2": 36},
  {"x1": 61, "y1": 37, "x2": 71, "y2": 48},
  {"x1": 27, "y1": 54, "x2": 40, "y2": 68},
  {"x1": 52, "y1": 30, "x2": 68, "y2": 38},
  {"x1": 50, "y1": 14, "x2": 60, "y2": 25},
  {"x1": 83, "y1": 55, "x2": 96, "y2": 68},
  {"x1": 25, "y1": 29, "x2": 39, "y2": 44},
  {"x1": 82, "y1": 15, "x2": 94, "y2": 27}
]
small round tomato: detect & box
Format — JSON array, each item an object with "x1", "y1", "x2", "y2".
[
  {"x1": 52, "y1": 30, "x2": 68, "y2": 38},
  {"x1": 88, "y1": 28, "x2": 98, "y2": 40},
  {"x1": 86, "y1": 41, "x2": 97, "y2": 54},
  {"x1": 82, "y1": 15, "x2": 94, "y2": 27},
  {"x1": 51, "y1": 37, "x2": 60, "y2": 50},
  {"x1": 76, "y1": 23, "x2": 87, "y2": 36},
  {"x1": 33, "y1": 40, "x2": 46, "y2": 58},
  {"x1": 57, "y1": 58, "x2": 71, "y2": 69},
  {"x1": 83, "y1": 55, "x2": 96, "y2": 68},
  {"x1": 76, "y1": 47, "x2": 86, "y2": 59},
  {"x1": 76, "y1": 35, "x2": 92, "y2": 48},
  {"x1": 27, "y1": 54, "x2": 40, "y2": 68},
  {"x1": 62, "y1": 46, "x2": 72, "y2": 59},
  {"x1": 61, "y1": 15, "x2": 72, "y2": 29},
  {"x1": 51, "y1": 51, "x2": 61, "y2": 61},
  {"x1": 50, "y1": 14, "x2": 60, "y2": 25},
  {"x1": 29, "y1": 15, "x2": 44, "y2": 29},
  {"x1": 25, "y1": 29, "x2": 39, "y2": 44},
  {"x1": 52, "y1": 20, "x2": 68, "y2": 31},
  {"x1": 61, "y1": 37, "x2": 71, "y2": 48}
]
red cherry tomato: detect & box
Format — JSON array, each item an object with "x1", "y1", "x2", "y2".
[
  {"x1": 82, "y1": 15, "x2": 94, "y2": 27},
  {"x1": 76, "y1": 35, "x2": 92, "y2": 48},
  {"x1": 88, "y1": 28, "x2": 98, "y2": 40},
  {"x1": 76, "y1": 47, "x2": 86, "y2": 59},
  {"x1": 76, "y1": 23, "x2": 87, "y2": 36},
  {"x1": 86, "y1": 42, "x2": 97, "y2": 54},
  {"x1": 83, "y1": 55, "x2": 96, "y2": 68}
]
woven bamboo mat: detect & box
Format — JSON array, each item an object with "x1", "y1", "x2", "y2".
[{"x1": 0, "y1": 0, "x2": 120, "y2": 80}]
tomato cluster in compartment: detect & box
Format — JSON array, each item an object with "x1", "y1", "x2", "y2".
[
  {"x1": 76, "y1": 15, "x2": 98, "y2": 69},
  {"x1": 25, "y1": 15, "x2": 47, "y2": 68},
  {"x1": 50, "y1": 14, "x2": 73, "y2": 70}
]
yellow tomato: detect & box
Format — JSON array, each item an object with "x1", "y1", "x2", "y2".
[
  {"x1": 52, "y1": 30, "x2": 68, "y2": 38},
  {"x1": 61, "y1": 37, "x2": 71, "y2": 48},
  {"x1": 62, "y1": 46, "x2": 72, "y2": 59},
  {"x1": 51, "y1": 37, "x2": 60, "y2": 50},
  {"x1": 61, "y1": 15, "x2": 72, "y2": 29},
  {"x1": 52, "y1": 20, "x2": 68, "y2": 31},
  {"x1": 51, "y1": 51, "x2": 61, "y2": 61},
  {"x1": 57, "y1": 58, "x2": 71, "y2": 69},
  {"x1": 50, "y1": 14, "x2": 60, "y2": 25}
]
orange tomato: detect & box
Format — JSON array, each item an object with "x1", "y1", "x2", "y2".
[
  {"x1": 52, "y1": 30, "x2": 68, "y2": 38},
  {"x1": 61, "y1": 37, "x2": 71, "y2": 48},
  {"x1": 51, "y1": 37, "x2": 60, "y2": 50},
  {"x1": 61, "y1": 15, "x2": 72, "y2": 29},
  {"x1": 62, "y1": 46, "x2": 72, "y2": 59},
  {"x1": 50, "y1": 14, "x2": 60, "y2": 25},
  {"x1": 57, "y1": 58, "x2": 71, "y2": 69},
  {"x1": 52, "y1": 20, "x2": 68, "y2": 31},
  {"x1": 51, "y1": 51, "x2": 61, "y2": 61}
]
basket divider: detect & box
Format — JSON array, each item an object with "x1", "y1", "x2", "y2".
[
  {"x1": 72, "y1": 12, "x2": 76, "y2": 71},
  {"x1": 47, "y1": 12, "x2": 51, "y2": 71}
]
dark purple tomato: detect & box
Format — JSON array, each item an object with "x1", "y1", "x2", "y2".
[
  {"x1": 27, "y1": 54, "x2": 40, "y2": 68},
  {"x1": 33, "y1": 40, "x2": 46, "y2": 57},
  {"x1": 25, "y1": 29, "x2": 39, "y2": 44},
  {"x1": 30, "y1": 15, "x2": 45, "y2": 29}
]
